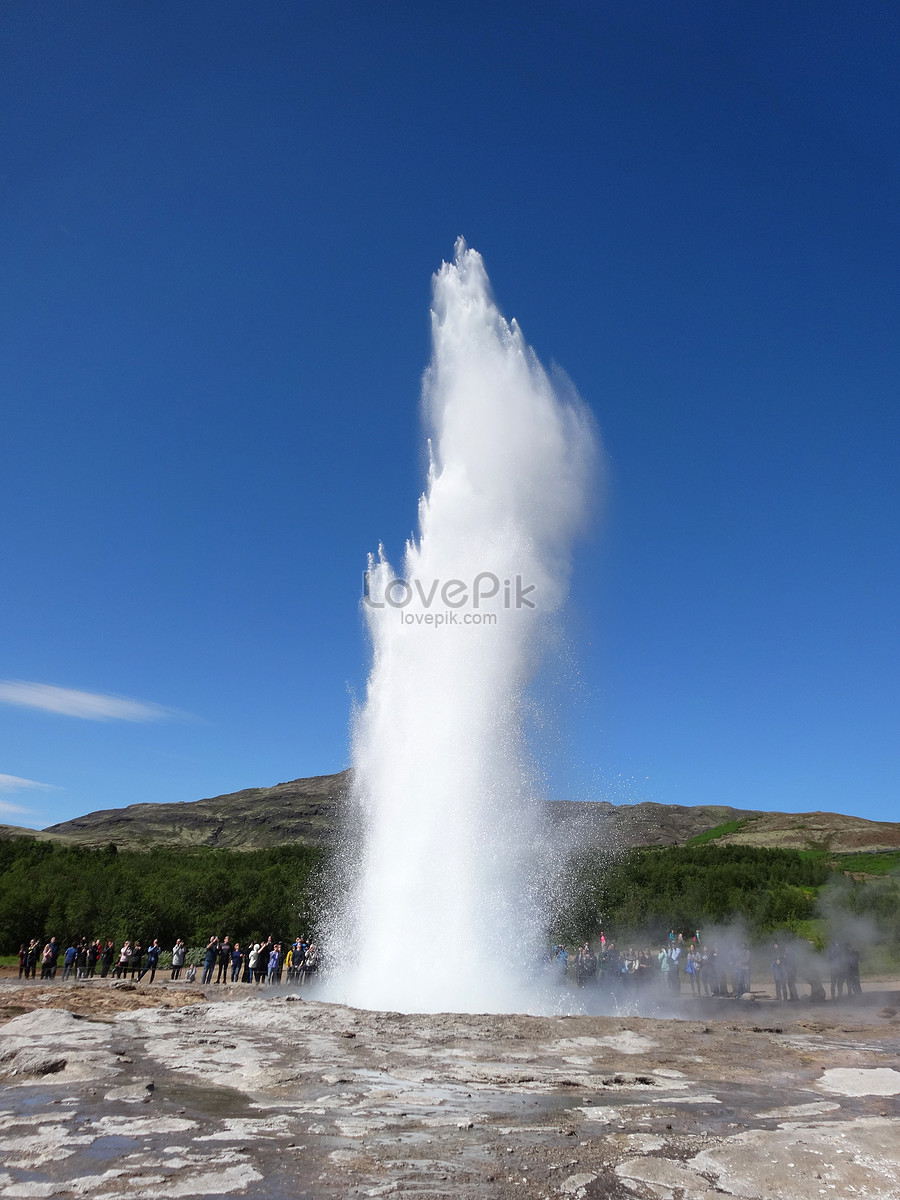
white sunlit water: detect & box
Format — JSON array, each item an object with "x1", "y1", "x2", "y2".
[{"x1": 323, "y1": 239, "x2": 597, "y2": 1013}]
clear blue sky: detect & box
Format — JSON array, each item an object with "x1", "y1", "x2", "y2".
[{"x1": 2, "y1": 2, "x2": 898, "y2": 828}]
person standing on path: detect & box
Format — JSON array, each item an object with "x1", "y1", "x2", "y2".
[
  {"x1": 216, "y1": 937, "x2": 231, "y2": 984},
  {"x1": 25, "y1": 939, "x2": 40, "y2": 979},
  {"x1": 41, "y1": 938, "x2": 60, "y2": 980},
  {"x1": 201, "y1": 937, "x2": 219, "y2": 985},
  {"x1": 138, "y1": 940, "x2": 161, "y2": 983},
  {"x1": 171, "y1": 939, "x2": 186, "y2": 980},
  {"x1": 100, "y1": 940, "x2": 115, "y2": 978},
  {"x1": 129, "y1": 942, "x2": 144, "y2": 981},
  {"x1": 772, "y1": 954, "x2": 788, "y2": 1001},
  {"x1": 115, "y1": 942, "x2": 131, "y2": 979},
  {"x1": 230, "y1": 942, "x2": 243, "y2": 983}
]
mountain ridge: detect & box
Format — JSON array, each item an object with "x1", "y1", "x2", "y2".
[{"x1": 3, "y1": 770, "x2": 896, "y2": 855}]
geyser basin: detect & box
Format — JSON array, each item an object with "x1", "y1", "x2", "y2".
[{"x1": 324, "y1": 240, "x2": 597, "y2": 1014}]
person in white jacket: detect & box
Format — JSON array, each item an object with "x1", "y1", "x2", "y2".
[{"x1": 171, "y1": 939, "x2": 186, "y2": 981}]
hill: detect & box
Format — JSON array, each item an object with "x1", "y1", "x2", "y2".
[
  {"x1": 27, "y1": 771, "x2": 900, "y2": 855},
  {"x1": 41, "y1": 772, "x2": 349, "y2": 850}
]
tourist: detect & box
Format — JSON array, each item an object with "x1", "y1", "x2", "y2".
[
  {"x1": 266, "y1": 943, "x2": 280, "y2": 986},
  {"x1": 115, "y1": 941, "x2": 131, "y2": 979},
  {"x1": 827, "y1": 940, "x2": 846, "y2": 999},
  {"x1": 300, "y1": 943, "x2": 319, "y2": 985},
  {"x1": 637, "y1": 948, "x2": 652, "y2": 984},
  {"x1": 698, "y1": 946, "x2": 711, "y2": 995},
  {"x1": 185, "y1": 963, "x2": 197, "y2": 983},
  {"x1": 708, "y1": 947, "x2": 725, "y2": 996},
  {"x1": 668, "y1": 942, "x2": 682, "y2": 992},
  {"x1": 61, "y1": 943, "x2": 77, "y2": 981},
  {"x1": 685, "y1": 946, "x2": 701, "y2": 995},
  {"x1": 657, "y1": 945, "x2": 670, "y2": 992},
  {"x1": 129, "y1": 941, "x2": 144, "y2": 980},
  {"x1": 257, "y1": 938, "x2": 274, "y2": 984},
  {"x1": 248, "y1": 943, "x2": 260, "y2": 983},
  {"x1": 230, "y1": 942, "x2": 243, "y2": 983},
  {"x1": 41, "y1": 937, "x2": 60, "y2": 980},
  {"x1": 555, "y1": 945, "x2": 568, "y2": 982},
  {"x1": 575, "y1": 943, "x2": 596, "y2": 987},
  {"x1": 782, "y1": 944, "x2": 798, "y2": 1001},
  {"x1": 100, "y1": 940, "x2": 115, "y2": 978},
  {"x1": 86, "y1": 940, "x2": 99, "y2": 978},
  {"x1": 25, "y1": 939, "x2": 40, "y2": 979},
  {"x1": 171, "y1": 938, "x2": 186, "y2": 980},
  {"x1": 216, "y1": 936, "x2": 231, "y2": 984},
  {"x1": 138, "y1": 939, "x2": 161, "y2": 983},
  {"x1": 772, "y1": 954, "x2": 788, "y2": 1001},
  {"x1": 844, "y1": 943, "x2": 862, "y2": 997},
  {"x1": 734, "y1": 943, "x2": 751, "y2": 998},
  {"x1": 201, "y1": 937, "x2": 219, "y2": 985},
  {"x1": 291, "y1": 938, "x2": 308, "y2": 983}
]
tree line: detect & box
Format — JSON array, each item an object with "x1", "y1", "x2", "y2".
[
  {"x1": 550, "y1": 842, "x2": 900, "y2": 952},
  {"x1": 0, "y1": 836, "x2": 896, "y2": 958},
  {"x1": 0, "y1": 838, "x2": 324, "y2": 953}
]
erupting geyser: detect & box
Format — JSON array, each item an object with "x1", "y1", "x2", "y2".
[{"x1": 324, "y1": 240, "x2": 597, "y2": 1013}]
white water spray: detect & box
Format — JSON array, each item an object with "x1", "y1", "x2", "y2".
[{"x1": 325, "y1": 240, "x2": 596, "y2": 1012}]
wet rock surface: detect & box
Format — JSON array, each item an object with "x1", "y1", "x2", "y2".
[{"x1": 0, "y1": 980, "x2": 899, "y2": 1198}]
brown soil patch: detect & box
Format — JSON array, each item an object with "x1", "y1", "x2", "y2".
[{"x1": 0, "y1": 979, "x2": 208, "y2": 1020}]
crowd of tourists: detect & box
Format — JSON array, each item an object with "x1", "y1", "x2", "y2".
[
  {"x1": 17, "y1": 928, "x2": 861, "y2": 1002},
  {"x1": 15, "y1": 934, "x2": 320, "y2": 988},
  {"x1": 549, "y1": 930, "x2": 863, "y2": 1001},
  {"x1": 550, "y1": 930, "x2": 754, "y2": 996}
]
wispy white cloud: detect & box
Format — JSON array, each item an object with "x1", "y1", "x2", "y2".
[
  {"x1": 0, "y1": 773, "x2": 59, "y2": 794},
  {"x1": 0, "y1": 775, "x2": 60, "y2": 828},
  {"x1": 0, "y1": 800, "x2": 35, "y2": 819},
  {"x1": 0, "y1": 680, "x2": 173, "y2": 723}
]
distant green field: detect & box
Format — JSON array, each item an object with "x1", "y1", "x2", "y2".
[
  {"x1": 831, "y1": 849, "x2": 900, "y2": 875},
  {"x1": 686, "y1": 819, "x2": 750, "y2": 846}
]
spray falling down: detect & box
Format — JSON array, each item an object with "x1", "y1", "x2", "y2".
[{"x1": 325, "y1": 240, "x2": 597, "y2": 1012}]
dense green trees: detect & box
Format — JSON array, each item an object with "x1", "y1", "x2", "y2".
[
  {"x1": 549, "y1": 843, "x2": 885, "y2": 946},
  {"x1": 1, "y1": 836, "x2": 896, "y2": 959},
  {"x1": 0, "y1": 838, "x2": 323, "y2": 954}
]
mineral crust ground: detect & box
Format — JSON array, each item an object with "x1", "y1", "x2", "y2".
[{"x1": 1, "y1": 977, "x2": 899, "y2": 1199}]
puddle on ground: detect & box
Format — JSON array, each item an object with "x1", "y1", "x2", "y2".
[
  {"x1": 81, "y1": 1133, "x2": 140, "y2": 1161},
  {"x1": 154, "y1": 1078, "x2": 263, "y2": 1120}
]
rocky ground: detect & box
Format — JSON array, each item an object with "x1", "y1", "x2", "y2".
[{"x1": 1, "y1": 977, "x2": 899, "y2": 1199}]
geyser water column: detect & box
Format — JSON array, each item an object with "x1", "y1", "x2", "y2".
[{"x1": 326, "y1": 240, "x2": 596, "y2": 1013}]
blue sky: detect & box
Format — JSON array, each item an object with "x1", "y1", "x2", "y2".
[{"x1": 2, "y1": 2, "x2": 898, "y2": 828}]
